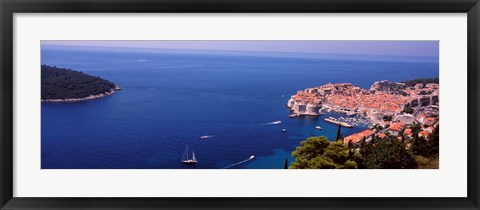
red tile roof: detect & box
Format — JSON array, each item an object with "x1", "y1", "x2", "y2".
[
  {"x1": 343, "y1": 129, "x2": 375, "y2": 144},
  {"x1": 389, "y1": 122, "x2": 404, "y2": 132}
]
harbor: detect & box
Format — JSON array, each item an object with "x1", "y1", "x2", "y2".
[{"x1": 324, "y1": 117, "x2": 354, "y2": 128}]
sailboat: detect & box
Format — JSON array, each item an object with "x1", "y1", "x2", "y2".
[{"x1": 181, "y1": 146, "x2": 198, "y2": 164}]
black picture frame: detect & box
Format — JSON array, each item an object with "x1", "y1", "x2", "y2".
[{"x1": 1, "y1": 0, "x2": 479, "y2": 209}]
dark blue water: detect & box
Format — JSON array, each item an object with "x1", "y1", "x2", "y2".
[{"x1": 41, "y1": 47, "x2": 438, "y2": 169}]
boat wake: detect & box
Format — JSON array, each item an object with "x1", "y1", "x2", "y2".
[
  {"x1": 263, "y1": 120, "x2": 282, "y2": 125},
  {"x1": 200, "y1": 135, "x2": 214, "y2": 139},
  {"x1": 223, "y1": 155, "x2": 255, "y2": 169}
]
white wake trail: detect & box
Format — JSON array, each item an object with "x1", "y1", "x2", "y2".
[{"x1": 223, "y1": 156, "x2": 255, "y2": 169}]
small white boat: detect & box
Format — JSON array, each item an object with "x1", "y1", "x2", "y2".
[
  {"x1": 315, "y1": 126, "x2": 322, "y2": 130},
  {"x1": 181, "y1": 146, "x2": 197, "y2": 164},
  {"x1": 200, "y1": 135, "x2": 211, "y2": 139},
  {"x1": 249, "y1": 155, "x2": 255, "y2": 159},
  {"x1": 282, "y1": 129, "x2": 287, "y2": 132},
  {"x1": 271, "y1": 120, "x2": 282, "y2": 125}
]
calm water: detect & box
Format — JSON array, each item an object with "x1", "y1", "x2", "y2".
[{"x1": 41, "y1": 47, "x2": 439, "y2": 169}]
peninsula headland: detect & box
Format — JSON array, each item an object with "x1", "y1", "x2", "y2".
[{"x1": 41, "y1": 65, "x2": 121, "y2": 102}]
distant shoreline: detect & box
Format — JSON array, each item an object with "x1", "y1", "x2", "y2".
[{"x1": 41, "y1": 86, "x2": 121, "y2": 103}]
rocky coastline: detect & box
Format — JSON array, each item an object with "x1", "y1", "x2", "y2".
[{"x1": 42, "y1": 86, "x2": 122, "y2": 103}]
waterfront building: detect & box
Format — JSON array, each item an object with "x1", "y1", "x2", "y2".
[{"x1": 288, "y1": 80, "x2": 439, "y2": 123}]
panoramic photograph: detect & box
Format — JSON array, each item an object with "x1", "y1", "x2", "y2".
[{"x1": 41, "y1": 40, "x2": 439, "y2": 169}]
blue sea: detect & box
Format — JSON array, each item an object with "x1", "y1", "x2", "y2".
[{"x1": 41, "y1": 46, "x2": 439, "y2": 169}]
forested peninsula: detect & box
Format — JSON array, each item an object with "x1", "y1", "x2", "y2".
[{"x1": 41, "y1": 65, "x2": 121, "y2": 102}]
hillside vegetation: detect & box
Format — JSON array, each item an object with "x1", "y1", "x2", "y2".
[
  {"x1": 401, "y1": 78, "x2": 439, "y2": 87},
  {"x1": 41, "y1": 65, "x2": 117, "y2": 100}
]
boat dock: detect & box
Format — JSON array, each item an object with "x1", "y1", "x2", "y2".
[{"x1": 324, "y1": 117, "x2": 354, "y2": 128}]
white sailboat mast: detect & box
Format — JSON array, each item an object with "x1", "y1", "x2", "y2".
[{"x1": 182, "y1": 146, "x2": 189, "y2": 161}]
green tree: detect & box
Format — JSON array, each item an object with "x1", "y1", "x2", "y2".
[
  {"x1": 359, "y1": 136, "x2": 367, "y2": 154},
  {"x1": 308, "y1": 156, "x2": 337, "y2": 169},
  {"x1": 363, "y1": 137, "x2": 417, "y2": 169},
  {"x1": 336, "y1": 123, "x2": 342, "y2": 141},
  {"x1": 351, "y1": 150, "x2": 364, "y2": 168},
  {"x1": 291, "y1": 136, "x2": 358, "y2": 169},
  {"x1": 404, "y1": 106, "x2": 415, "y2": 114},
  {"x1": 413, "y1": 136, "x2": 429, "y2": 156},
  {"x1": 347, "y1": 139, "x2": 355, "y2": 158},
  {"x1": 342, "y1": 160, "x2": 358, "y2": 169},
  {"x1": 292, "y1": 136, "x2": 330, "y2": 159},
  {"x1": 410, "y1": 122, "x2": 430, "y2": 157},
  {"x1": 290, "y1": 136, "x2": 330, "y2": 169},
  {"x1": 322, "y1": 141, "x2": 350, "y2": 165},
  {"x1": 427, "y1": 125, "x2": 439, "y2": 157},
  {"x1": 372, "y1": 124, "x2": 383, "y2": 132},
  {"x1": 383, "y1": 115, "x2": 393, "y2": 121},
  {"x1": 289, "y1": 158, "x2": 309, "y2": 169},
  {"x1": 410, "y1": 122, "x2": 421, "y2": 152},
  {"x1": 370, "y1": 133, "x2": 376, "y2": 145}
]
